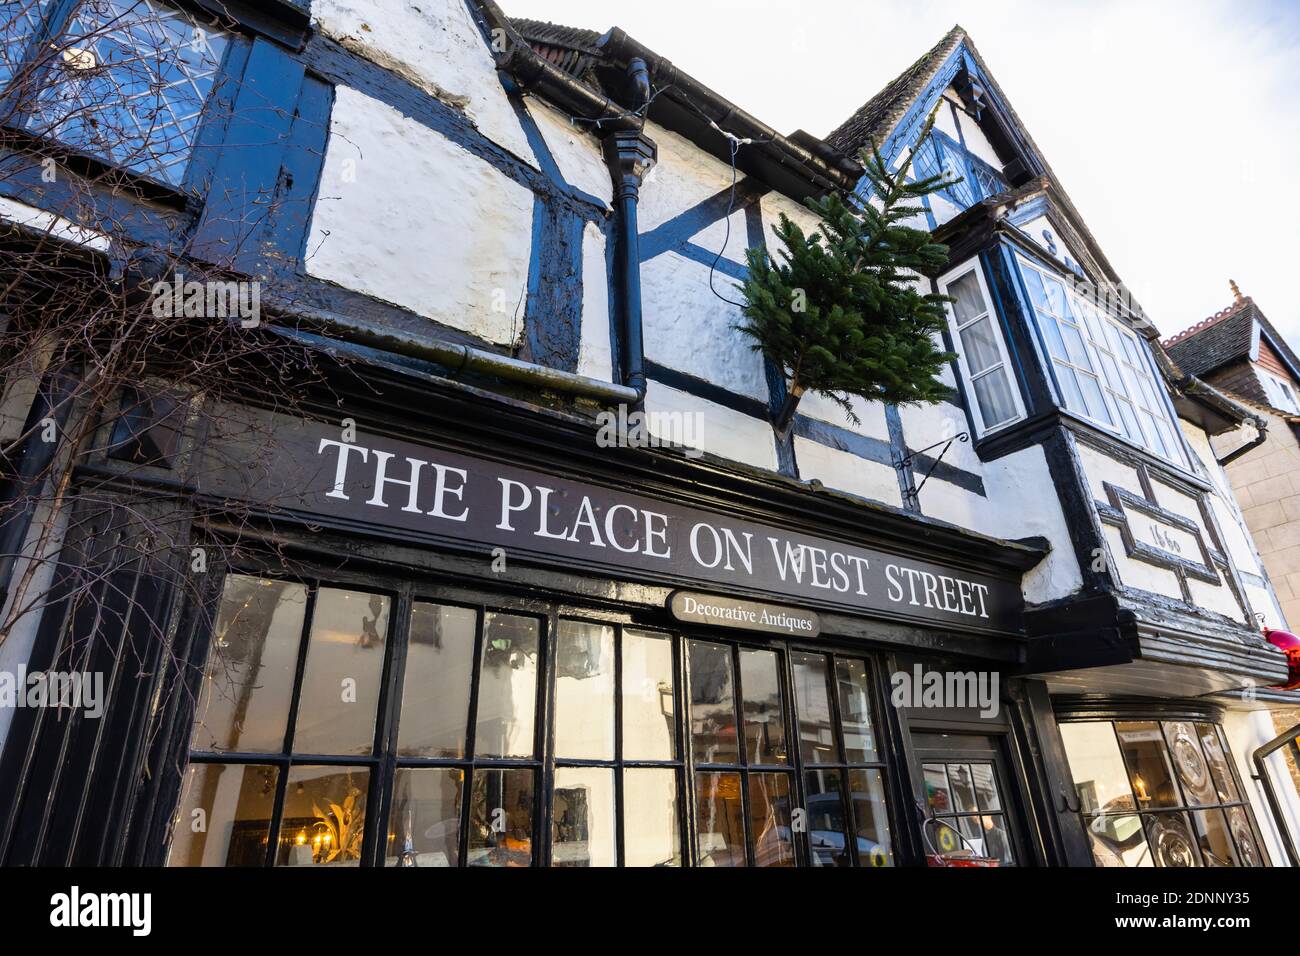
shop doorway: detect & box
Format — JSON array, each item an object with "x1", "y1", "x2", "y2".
[{"x1": 912, "y1": 732, "x2": 1026, "y2": 866}]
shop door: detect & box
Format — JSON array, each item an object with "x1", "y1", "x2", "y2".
[{"x1": 912, "y1": 732, "x2": 1025, "y2": 866}]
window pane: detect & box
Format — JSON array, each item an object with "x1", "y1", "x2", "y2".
[
  {"x1": 1076, "y1": 370, "x2": 1113, "y2": 424},
  {"x1": 688, "y1": 640, "x2": 738, "y2": 765},
  {"x1": 474, "y1": 613, "x2": 540, "y2": 759},
  {"x1": 971, "y1": 763, "x2": 1001, "y2": 812},
  {"x1": 947, "y1": 270, "x2": 987, "y2": 324},
  {"x1": 694, "y1": 772, "x2": 745, "y2": 866},
  {"x1": 739, "y1": 648, "x2": 787, "y2": 765},
  {"x1": 848, "y1": 768, "x2": 893, "y2": 867},
  {"x1": 1083, "y1": 814, "x2": 1153, "y2": 867},
  {"x1": 0, "y1": 0, "x2": 55, "y2": 92},
  {"x1": 624, "y1": 768, "x2": 681, "y2": 867},
  {"x1": 959, "y1": 316, "x2": 1001, "y2": 373},
  {"x1": 1022, "y1": 267, "x2": 1050, "y2": 312},
  {"x1": 1038, "y1": 311, "x2": 1069, "y2": 362},
  {"x1": 791, "y1": 651, "x2": 838, "y2": 764},
  {"x1": 28, "y1": 0, "x2": 231, "y2": 185},
  {"x1": 622, "y1": 630, "x2": 676, "y2": 761},
  {"x1": 972, "y1": 368, "x2": 1019, "y2": 428},
  {"x1": 923, "y1": 763, "x2": 952, "y2": 814},
  {"x1": 749, "y1": 773, "x2": 795, "y2": 867},
  {"x1": 1227, "y1": 806, "x2": 1263, "y2": 866},
  {"x1": 293, "y1": 588, "x2": 390, "y2": 756},
  {"x1": 805, "y1": 768, "x2": 851, "y2": 867},
  {"x1": 1142, "y1": 812, "x2": 1201, "y2": 867},
  {"x1": 1195, "y1": 722, "x2": 1239, "y2": 802},
  {"x1": 1054, "y1": 361, "x2": 1086, "y2": 413},
  {"x1": 397, "y1": 603, "x2": 475, "y2": 758},
  {"x1": 1060, "y1": 722, "x2": 1135, "y2": 815},
  {"x1": 467, "y1": 768, "x2": 534, "y2": 867},
  {"x1": 1116, "y1": 721, "x2": 1181, "y2": 809},
  {"x1": 1163, "y1": 721, "x2": 1217, "y2": 806},
  {"x1": 1191, "y1": 808, "x2": 1240, "y2": 867},
  {"x1": 168, "y1": 763, "x2": 278, "y2": 867},
  {"x1": 192, "y1": 575, "x2": 306, "y2": 753},
  {"x1": 948, "y1": 763, "x2": 978, "y2": 812},
  {"x1": 962, "y1": 814, "x2": 1014, "y2": 864},
  {"x1": 274, "y1": 766, "x2": 370, "y2": 866},
  {"x1": 552, "y1": 767, "x2": 616, "y2": 867},
  {"x1": 385, "y1": 768, "x2": 462, "y2": 867},
  {"x1": 554, "y1": 620, "x2": 615, "y2": 760},
  {"x1": 835, "y1": 659, "x2": 878, "y2": 762}
]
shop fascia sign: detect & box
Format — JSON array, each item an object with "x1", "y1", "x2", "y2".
[{"x1": 211, "y1": 417, "x2": 1023, "y2": 633}]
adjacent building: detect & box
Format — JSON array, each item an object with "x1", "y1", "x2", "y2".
[{"x1": 0, "y1": 0, "x2": 1297, "y2": 867}]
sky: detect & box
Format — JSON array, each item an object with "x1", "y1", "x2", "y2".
[{"x1": 504, "y1": 0, "x2": 1300, "y2": 344}]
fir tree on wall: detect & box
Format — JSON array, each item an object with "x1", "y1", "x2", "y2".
[{"x1": 740, "y1": 108, "x2": 958, "y2": 429}]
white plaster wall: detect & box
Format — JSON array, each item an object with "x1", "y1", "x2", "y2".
[
  {"x1": 793, "y1": 437, "x2": 903, "y2": 509},
  {"x1": 525, "y1": 99, "x2": 612, "y2": 208},
  {"x1": 1101, "y1": 523, "x2": 1182, "y2": 596},
  {"x1": 900, "y1": 401, "x2": 983, "y2": 474},
  {"x1": 1223, "y1": 709, "x2": 1300, "y2": 867},
  {"x1": 917, "y1": 444, "x2": 1083, "y2": 604},
  {"x1": 1075, "y1": 443, "x2": 1140, "y2": 503},
  {"x1": 929, "y1": 193, "x2": 961, "y2": 226},
  {"x1": 576, "y1": 221, "x2": 612, "y2": 382},
  {"x1": 307, "y1": 86, "x2": 534, "y2": 346},
  {"x1": 312, "y1": 0, "x2": 537, "y2": 167},
  {"x1": 797, "y1": 391, "x2": 891, "y2": 444},
  {"x1": 644, "y1": 381, "x2": 777, "y2": 471},
  {"x1": 638, "y1": 123, "x2": 768, "y2": 401}
]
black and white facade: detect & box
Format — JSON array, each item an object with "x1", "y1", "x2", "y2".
[{"x1": 0, "y1": 1, "x2": 1297, "y2": 868}]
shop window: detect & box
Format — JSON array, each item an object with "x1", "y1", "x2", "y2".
[
  {"x1": 2, "y1": 0, "x2": 232, "y2": 187},
  {"x1": 1019, "y1": 256, "x2": 1187, "y2": 467},
  {"x1": 922, "y1": 761, "x2": 1016, "y2": 864},
  {"x1": 1059, "y1": 719, "x2": 1267, "y2": 867},
  {"x1": 171, "y1": 575, "x2": 392, "y2": 867},
  {"x1": 937, "y1": 261, "x2": 1025, "y2": 436}
]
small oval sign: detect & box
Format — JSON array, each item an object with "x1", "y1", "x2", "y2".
[{"x1": 669, "y1": 591, "x2": 821, "y2": 637}]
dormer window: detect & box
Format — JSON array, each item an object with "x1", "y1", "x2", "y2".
[
  {"x1": 1260, "y1": 370, "x2": 1300, "y2": 413},
  {"x1": 1019, "y1": 256, "x2": 1187, "y2": 467}
]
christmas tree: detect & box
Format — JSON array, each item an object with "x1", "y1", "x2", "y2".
[{"x1": 740, "y1": 107, "x2": 958, "y2": 428}]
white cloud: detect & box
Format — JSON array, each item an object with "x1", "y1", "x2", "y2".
[{"x1": 504, "y1": 0, "x2": 1300, "y2": 342}]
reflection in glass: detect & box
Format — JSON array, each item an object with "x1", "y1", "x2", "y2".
[
  {"x1": 836, "y1": 659, "x2": 878, "y2": 762},
  {"x1": 1227, "y1": 806, "x2": 1262, "y2": 866},
  {"x1": 971, "y1": 763, "x2": 1001, "y2": 812},
  {"x1": 1196, "y1": 722, "x2": 1240, "y2": 802},
  {"x1": 552, "y1": 767, "x2": 616, "y2": 867},
  {"x1": 192, "y1": 576, "x2": 306, "y2": 753},
  {"x1": 397, "y1": 603, "x2": 476, "y2": 758},
  {"x1": 467, "y1": 768, "x2": 534, "y2": 866},
  {"x1": 293, "y1": 589, "x2": 390, "y2": 756},
  {"x1": 805, "y1": 768, "x2": 851, "y2": 867},
  {"x1": 1191, "y1": 808, "x2": 1239, "y2": 867},
  {"x1": 274, "y1": 767, "x2": 370, "y2": 866},
  {"x1": 688, "y1": 641, "x2": 738, "y2": 764},
  {"x1": 554, "y1": 621, "x2": 615, "y2": 760},
  {"x1": 1142, "y1": 812, "x2": 1201, "y2": 867},
  {"x1": 1163, "y1": 721, "x2": 1215, "y2": 806},
  {"x1": 624, "y1": 768, "x2": 681, "y2": 867},
  {"x1": 168, "y1": 763, "x2": 279, "y2": 866},
  {"x1": 848, "y1": 768, "x2": 893, "y2": 866},
  {"x1": 749, "y1": 773, "x2": 795, "y2": 867},
  {"x1": 695, "y1": 772, "x2": 745, "y2": 866},
  {"x1": 791, "y1": 652, "x2": 838, "y2": 764},
  {"x1": 386, "y1": 768, "x2": 463, "y2": 867},
  {"x1": 948, "y1": 763, "x2": 978, "y2": 812},
  {"x1": 1116, "y1": 721, "x2": 1180, "y2": 809},
  {"x1": 474, "y1": 614, "x2": 540, "y2": 759},
  {"x1": 1060, "y1": 721, "x2": 1135, "y2": 814},
  {"x1": 923, "y1": 763, "x2": 951, "y2": 813},
  {"x1": 975, "y1": 815, "x2": 1014, "y2": 864},
  {"x1": 1084, "y1": 814, "x2": 1153, "y2": 867},
  {"x1": 622, "y1": 630, "x2": 676, "y2": 761},
  {"x1": 740, "y1": 648, "x2": 787, "y2": 765}
]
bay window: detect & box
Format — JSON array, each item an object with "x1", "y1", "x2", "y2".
[
  {"x1": 938, "y1": 261, "x2": 1025, "y2": 436},
  {"x1": 1020, "y1": 256, "x2": 1187, "y2": 467}
]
